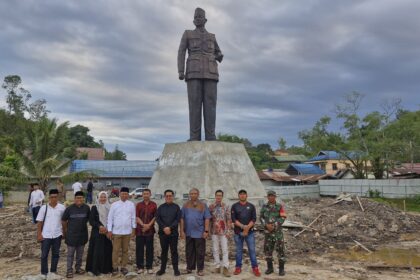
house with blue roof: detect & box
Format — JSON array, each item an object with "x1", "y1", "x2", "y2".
[
  {"x1": 305, "y1": 150, "x2": 368, "y2": 176},
  {"x1": 69, "y1": 160, "x2": 158, "y2": 190},
  {"x1": 285, "y1": 163, "x2": 326, "y2": 176}
]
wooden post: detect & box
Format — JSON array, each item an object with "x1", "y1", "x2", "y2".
[{"x1": 356, "y1": 195, "x2": 365, "y2": 212}]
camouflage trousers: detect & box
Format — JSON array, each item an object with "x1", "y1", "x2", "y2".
[{"x1": 263, "y1": 232, "x2": 286, "y2": 264}]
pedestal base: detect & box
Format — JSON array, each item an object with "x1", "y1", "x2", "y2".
[{"x1": 149, "y1": 141, "x2": 266, "y2": 201}]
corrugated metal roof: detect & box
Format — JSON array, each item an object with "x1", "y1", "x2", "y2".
[
  {"x1": 306, "y1": 150, "x2": 363, "y2": 162},
  {"x1": 286, "y1": 163, "x2": 325, "y2": 175},
  {"x1": 391, "y1": 163, "x2": 420, "y2": 175},
  {"x1": 70, "y1": 160, "x2": 157, "y2": 178},
  {"x1": 257, "y1": 170, "x2": 329, "y2": 183},
  {"x1": 306, "y1": 151, "x2": 340, "y2": 162}
]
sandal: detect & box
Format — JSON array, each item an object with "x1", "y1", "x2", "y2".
[
  {"x1": 66, "y1": 272, "x2": 73, "y2": 278},
  {"x1": 75, "y1": 269, "x2": 85, "y2": 274}
]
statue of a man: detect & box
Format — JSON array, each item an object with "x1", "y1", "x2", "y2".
[{"x1": 178, "y1": 7, "x2": 223, "y2": 141}]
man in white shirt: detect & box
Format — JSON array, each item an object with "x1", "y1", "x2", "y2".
[
  {"x1": 107, "y1": 187, "x2": 136, "y2": 276},
  {"x1": 72, "y1": 181, "x2": 83, "y2": 194},
  {"x1": 30, "y1": 184, "x2": 45, "y2": 223},
  {"x1": 36, "y1": 189, "x2": 65, "y2": 278}
]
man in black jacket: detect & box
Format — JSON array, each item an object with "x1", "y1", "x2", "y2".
[
  {"x1": 62, "y1": 191, "x2": 90, "y2": 278},
  {"x1": 155, "y1": 189, "x2": 181, "y2": 276}
]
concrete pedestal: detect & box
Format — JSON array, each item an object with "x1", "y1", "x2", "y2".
[{"x1": 149, "y1": 141, "x2": 266, "y2": 201}]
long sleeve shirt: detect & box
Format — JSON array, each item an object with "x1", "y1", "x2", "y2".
[
  {"x1": 156, "y1": 202, "x2": 181, "y2": 236},
  {"x1": 30, "y1": 189, "x2": 45, "y2": 207},
  {"x1": 107, "y1": 200, "x2": 136, "y2": 235}
]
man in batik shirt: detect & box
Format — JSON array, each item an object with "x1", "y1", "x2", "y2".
[{"x1": 208, "y1": 189, "x2": 231, "y2": 277}]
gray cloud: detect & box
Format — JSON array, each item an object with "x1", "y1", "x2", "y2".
[{"x1": 1, "y1": 0, "x2": 419, "y2": 159}]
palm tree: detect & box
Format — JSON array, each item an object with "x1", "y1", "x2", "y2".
[{"x1": 18, "y1": 118, "x2": 91, "y2": 191}]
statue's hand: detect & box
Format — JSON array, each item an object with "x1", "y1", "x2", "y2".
[
  {"x1": 179, "y1": 73, "x2": 185, "y2": 80},
  {"x1": 216, "y1": 53, "x2": 224, "y2": 63}
]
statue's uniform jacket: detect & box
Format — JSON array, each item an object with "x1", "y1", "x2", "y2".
[{"x1": 178, "y1": 29, "x2": 222, "y2": 81}]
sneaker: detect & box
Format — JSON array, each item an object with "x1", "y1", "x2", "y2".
[
  {"x1": 252, "y1": 267, "x2": 261, "y2": 277},
  {"x1": 197, "y1": 270, "x2": 204, "y2": 276},
  {"x1": 147, "y1": 269, "x2": 154, "y2": 274},
  {"x1": 75, "y1": 269, "x2": 85, "y2": 275},
  {"x1": 213, "y1": 267, "x2": 221, "y2": 273},
  {"x1": 112, "y1": 268, "x2": 119, "y2": 276},
  {"x1": 120, "y1": 268, "x2": 129, "y2": 275},
  {"x1": 233, "y1": 267, "x2": 241, "y2": 275},
  {"x1": 137, "y1": 268, "x2": 144, "y2": 274},
  {"x1": 222, "y1": 267, "x2": 231, "y2": 277}
]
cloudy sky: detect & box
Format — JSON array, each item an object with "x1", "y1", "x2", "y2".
[{"x1": 1, "y1": 0, "x2": 419, "y2": 159}]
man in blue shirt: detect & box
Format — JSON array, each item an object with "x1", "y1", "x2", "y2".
[{"x1": 180, "y1": 188, "x2": 211, "y2": 276}]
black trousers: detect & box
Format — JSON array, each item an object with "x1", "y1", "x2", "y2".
[
  {"x1": 186, "y1": 237, "x2": 206, "y2": 271},
  {"x1": 41, "y1": 236, "x2": 62, "y2": 275},
  {"x1": 159, "y1": 234, "x2": 179, "y2": 271},
  {"x1": 32, "y1": 206, "x2": 41, "y2": 222},
  {"x1": 187, "y1": 79, "x2": 217, "y2": 141},
  {"x1": 136, "y1": 235, "x2": 154, "y2": 269}
]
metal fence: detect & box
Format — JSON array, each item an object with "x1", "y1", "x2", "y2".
[
  {"x1": 319, "y1": 179, "x2": 420, "y2": 198},
  {"x1": 265, "y1": 184, "x2": 320, "y2": 199}
]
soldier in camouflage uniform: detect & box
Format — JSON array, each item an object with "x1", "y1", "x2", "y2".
[{"x1": 260, "y1": 190, "x2": 287, "y2": 276}]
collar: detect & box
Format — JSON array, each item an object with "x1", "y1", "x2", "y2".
[{"x1": 195, "y1": 27, "x2": 207, "y2": 33}]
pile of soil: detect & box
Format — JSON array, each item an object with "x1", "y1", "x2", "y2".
[
  {"x1": 281, "y1": 197, "x2": 420, "y2": 257},
  {"x1": 0, "y1": 197, "x2": 419, "y2": 265}
]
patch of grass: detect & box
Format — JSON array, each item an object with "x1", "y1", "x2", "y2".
[{"x1": 372, "y1": 196, "x2": 420, "y2": 213}]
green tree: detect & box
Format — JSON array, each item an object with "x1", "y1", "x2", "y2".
[
  {"x1": 217, "y1": 133, "x2": 252, "y2": 148},
  {"x1": 105, "y1": 145, "x2": 127, "y2": 160},
  {"x1": 67, "y1": 125, "x2": 102, "y2": 148},
  {"x1": 298, "y1": 116, "x2": 345, "y2": 156},
  {"x1": 2, "y1": 75, "x2": 31, "y2": 117},
  {"x1": 17, "y1": 118, "x2": 75, "y2": 191},
  {"x1": 277, "y1": 137, "x2": 287, "y2": 150}
]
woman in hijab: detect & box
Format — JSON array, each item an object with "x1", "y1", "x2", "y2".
[{"x1": 86, "y1": 191, "x2": 113, "y2": 275}]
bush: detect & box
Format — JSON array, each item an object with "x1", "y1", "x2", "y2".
[{"x1": 368, "y1": 189, "x2": 382, "y2": 198}]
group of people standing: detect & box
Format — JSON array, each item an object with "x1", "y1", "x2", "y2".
[{"x1": 35, "y1": 186, "x2": 287, "y2": 278}]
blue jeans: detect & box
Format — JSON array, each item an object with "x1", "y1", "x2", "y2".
[
  {"x1": 41, "y1": 236, "x2": 62, "y2": 275},
  {"x1": 234, "y1": 231, "x2": 258, "y2": 268}
]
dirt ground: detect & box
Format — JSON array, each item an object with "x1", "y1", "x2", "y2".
[{"x1": 0, "y1": 197, "x2": 419, "y2": 279}]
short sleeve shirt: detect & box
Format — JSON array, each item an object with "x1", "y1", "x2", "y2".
[
  {"x1": 36, "y1": 203, "x2": 65, "y2": 238},
  {"x1": 181, "y1": 201, "x2": 211, "y2": 238}
]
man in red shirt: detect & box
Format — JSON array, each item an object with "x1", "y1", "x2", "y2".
[{"x1": 135, "y1": 189, "x2": 157, "y2": 274}]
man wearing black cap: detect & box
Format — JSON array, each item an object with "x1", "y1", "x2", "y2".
[
  {"x1": 62, "y1": 191, "x2": 90, "y2": 278},
  {"x1": 36, "y1": 189, "x2": 65, "y2": 278},
  {"x1": 107, "y1": 187, "x2": 136, "y2": 276},
  {"x1": 231, "y1": 189, "x2": 261, "y2": 277}
]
